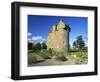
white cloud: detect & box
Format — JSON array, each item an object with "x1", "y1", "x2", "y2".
[
  {"x1": 28, "y1": 38, "x2": 33, "y2": 43},
  {"x1": 32, "y1": 36, "x2": 46, "y2": 41},
  {"x1": 28, "y1": 32, "x2": 32, "y2": 36},
  {"x1": 32, "y1": 36, "x2": 42, "y2": 40},
  {"x1": 28, "y1": 35, "x2": 46, "y2": 43},
  {"x1": 40, "y1": 41, "x2": 43, "y2": 44},
  {"x1": 30, "y1": 36, "x2": 46, "y2": 43}
]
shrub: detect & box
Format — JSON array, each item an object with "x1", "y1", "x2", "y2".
[
  {"x1": 46, "y1": 48, "x2": 54, "y2": 57},
  {"x1": 28, "y1": 54, "x2": 37, "y2": 65},
  {"x1": 75, "y1": 58, "x2": 81, "y2": 64},
  {"x1": 41, "y1": 43, "x2": 47, "y2": 49},
  {"x1": 48, "y1": 48, "x2": 53, "y2": 54},
  {"x1": 39, "y1": 52, "x2": 51, "y2": 59},
  {"x1": 28, "y1": 42, "x2": 33, "y2": 50}
]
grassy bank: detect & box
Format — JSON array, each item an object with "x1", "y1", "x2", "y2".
[{"x1": 28, "y1": 49, "x2": 88, "y2": 66}]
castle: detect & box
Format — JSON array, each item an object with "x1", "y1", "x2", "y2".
[{"x1": 47, "y1": 20, "x2": 71, "y2": 52}]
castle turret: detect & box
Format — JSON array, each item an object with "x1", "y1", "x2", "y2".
[
  {"x1": 47, "y1": 20, "x2": 70, "y2": 52},
  {"x1": 52, "y1": 25, "x2": 57, "y2": 32},
  {"x1": 57, "y1": 20, "x2": 66, "y2": 29}
]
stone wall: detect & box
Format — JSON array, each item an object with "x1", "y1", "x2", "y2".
[{"x1": 47, "y1": 20, "x2": 70, "y2": 52}]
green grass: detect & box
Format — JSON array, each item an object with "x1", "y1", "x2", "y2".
[
  {"x1": 28, "y1": 53, "x2": 38, "y2": 65},
  {"x1": 28, "y1": 51, "x2": 52, "y2": 65},
  {"x1": 67, "y1": 51, "x2": 88, "y2": 64},
  {"x1": 28, "y1": 49, "x2": 88, "y2": 65},
  {"x1": 38, "y1": 52, "x2": 51, "y2": 59}
]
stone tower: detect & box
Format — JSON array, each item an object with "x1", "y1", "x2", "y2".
[{"x1": 47, "y1": 20, "x2": 70, "y2": 52}]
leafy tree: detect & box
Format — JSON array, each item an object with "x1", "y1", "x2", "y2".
[
  {"x1": 73, "y1": 35, "x2": 85, "y2": 50},
  {"x1": 73, "y1": 41, "x2": 77, "y2": 49},
  {"x1": 32, "y1": 43, "x2": 37, "y2": 51},
  {"x1": 76, "y1": 35, "x2": 85, "y2": 49},
  {"x1": 35, "y1": 43, "x2": 41, "y2": 51},
  {"x1": 28, "y1": 42, "x2": 33, "y2": 50},
  {"x1": 41, "y1": 43, "x2": 47, "y2": 49}
]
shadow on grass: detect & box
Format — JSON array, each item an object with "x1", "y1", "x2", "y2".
[{"x1": 34, "y1": 60, "x2": 45, "y2": 63}]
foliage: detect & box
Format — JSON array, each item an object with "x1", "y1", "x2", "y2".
[
  {"x1": 73, "y1": 41, "x2": 77, "y2": 49},
  {"x1": 73, "y1": 35, "x2": 85, "y2": 50},
  {"x1": 35, "y1": 43, "x2": 41, "y2": 50},
  {"x1": 82, "y1": 47, "x2": 88, "y2": 51},
  {"x1": 39, "y1": 52, "x2": 51, "y2": 59},
  {"x1": 28, "y1": 54, "x2": 37, "y2": 65},
  {"x1": 76, "y1": 35, "x2": 85, "y2": 49},
  {"x1": 28, "y1": 42, "x2": 47, "y2": 52},
  {"x1": 41, "y1": 43, "x2": 47, "y2": 49},
  {"x1": 28, "y1": 42, "x2": 33, "y2": 50},
  {"x1": 32, "y1": 43, "x2": 41, "y2": 52},
  {"x1": 48, "y1": 48, "x2": 53, "y2": 54},
  {"x1": 28, "y1": 48, "x2": 88, "y2": 65}
]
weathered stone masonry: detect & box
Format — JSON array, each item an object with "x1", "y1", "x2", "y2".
[{"x1": 47, "y1": 20, "x2": 70, "y2": 52}]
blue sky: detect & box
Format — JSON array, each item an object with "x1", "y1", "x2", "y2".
[{"x1": 28, "y1": 15, "x2": 88, "y2": 47}]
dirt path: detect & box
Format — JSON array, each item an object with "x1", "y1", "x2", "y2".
[{"x1": 29, "y1": 55, "x2": 77, "y2": 67}]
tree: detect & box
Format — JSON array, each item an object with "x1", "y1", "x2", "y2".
[
  {"x1": 76, "y1": 35, "x2": 85, "y2": 50},
  {"x1": 32, "y1": 43, "x2": 37, "y2": 51},
  {"x1": 28, "y1": 42, "x2": 33, "y2": 50},
  {"x1": 73, "y1": 35, "x2": 85, "y2": 50},
  {"x1": 41, "y1": 43, "x2": 47, "y2": 49},
  {"x1": 35, "y1": 43, "x2": 41, "y2": 51},
  {"x1": 73, "y1": 41, "x2": 77, "y2": 49}
]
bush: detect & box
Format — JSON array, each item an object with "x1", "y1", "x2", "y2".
[
  {"x1": 46, "y1": 48, "x2": 54, "y2": 57},
  {"x1": 28, "y1": 54, "x2": 37, "y2": 65},
  {"x1": 75, "y1": 51, "x2": 88, "y2": 64},
  {"x1": 39, "y1": 52, "x2": 51, "y2": 59},
  {"x1": 48, "y1": 48, "x2": 53, "y2": 54},
  {"x1": 75, "y1": 58, "x2": 81, "y2": 64},
  {"x1": 28, "y1": 42, "x2": 33, "y2": 50},
  {"x1": 41, "y1": 43, "x2": 47, "y2": 49}
]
